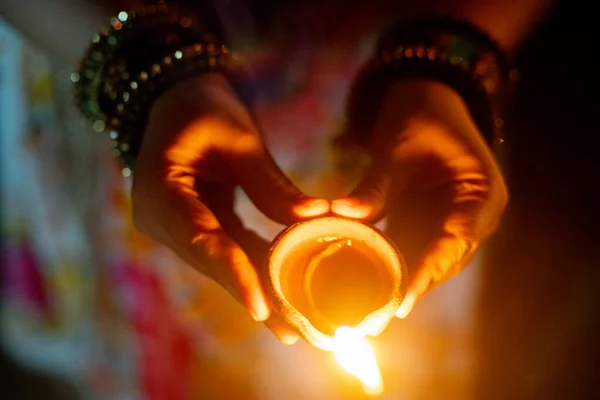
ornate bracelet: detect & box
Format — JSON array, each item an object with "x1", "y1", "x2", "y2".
[
  {"x1": 345, "y1": 16, "x2": 519, "y2": 149},
  {"x1": 73, "y1": 0, "x2": 232, "y2": 172}
]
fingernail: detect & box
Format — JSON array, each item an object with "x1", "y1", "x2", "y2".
[
  {"x1": 331, "y1": 199, "x2": 371, "y2": 219},
  {"x1": 250, "y1": 301, "x2": 270, "y2": 322},
  {"x1": 293, "y1": 198, "x2": 330, "y2": 218},
  {"x1": 280, "y1": 332, "x2": 300, "y2": 345},
  {"x1": 396, "y1": 293, "x2": 416, "y2": 319}
]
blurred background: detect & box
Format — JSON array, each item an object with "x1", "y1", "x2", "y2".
[{"x1": 1, "y1": 0, "x2": 599, "y2": 399}]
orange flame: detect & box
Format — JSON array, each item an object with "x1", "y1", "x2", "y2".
[{"x1": 332, "y1": 326, "x2": 383, "y2": 396}]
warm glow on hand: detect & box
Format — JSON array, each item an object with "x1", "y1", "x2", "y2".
[
  {"x1": 332, "y1": 326, "x2": 383, "y2": 396},
  {"x1": 331, "y1": 80, "x2": 508, "y2": 319},
  {"x1": 133, "y1": 73, "x2": 329, "y2": 344}
]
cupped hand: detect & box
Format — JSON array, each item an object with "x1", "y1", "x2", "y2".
[
  {"x1": 131, "y1": 73, "x2": 329, "y2": 343},
  {"x1": 332, "y1": 79, "x2": 508, "y2": 318}
]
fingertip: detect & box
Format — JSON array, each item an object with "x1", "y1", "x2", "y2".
[
  {"x1": 233, "y1": 261, "x2": 270, "y2": 322},
  {"x1": 396, "y1": 293, "x2": 416, "y2": 319},
  {"x1": 264, "y1": 315, "x2": 301, "y2": 345},
  {"x1": 250, "y1": 298, "x2": 271, "y2": 322},
  {"x1": 280, "y1": 332, "x2": 300, "y2": 345},
  {"x1": 292, "y1": 198, "x2": 330, "y2": 219},
  {"x1": 331, "y1": 197, "x2": 372, "y2": 219}
]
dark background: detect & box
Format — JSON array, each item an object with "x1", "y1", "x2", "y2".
[{"x1": 477, "y1": 1, "x2": 600, "y2": 398}]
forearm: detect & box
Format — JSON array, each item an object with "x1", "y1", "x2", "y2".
[{"x1": 0, "y1": 0, "x2": 122, "y2": 65}]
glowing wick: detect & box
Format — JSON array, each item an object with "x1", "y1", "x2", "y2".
[{"x1": 332, "y1": 326, "x2": 383, "y2": 396}]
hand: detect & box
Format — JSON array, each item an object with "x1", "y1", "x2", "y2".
[
  {"x1": 332, "y1": 79, "x2": 508, "y2": 318},
  {"x1": 131, "y1": 73, "x2": 329, "y2": 343}
]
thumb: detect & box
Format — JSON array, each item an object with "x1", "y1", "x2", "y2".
[
  {"x1": 331, "y1": 154, "x2": 412, "y2": 222},
  {"x1": 227, "y1": 144, "x2": 329, "y2": 225},
  {"x1": 395, "y1": 233, "x2": 474, "y2": 319}
]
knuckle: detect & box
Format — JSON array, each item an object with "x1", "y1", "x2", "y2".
[
  {"x1": 454, "y1": 176, "x2": 493, "y2": 203},
  {"x1": 190, "y1": 231, "x2": 232, "y2": 265},
  {"x1": 190, "y1": 232, "x2": 216, "y2": 257},
  {"x1": 187, "y1": 233, "x2": 220, "y2": 275},
  {"x1": 231, "y1": 130, "x2": 263, "y2": 154},
  {"x1": 189, "y1": 232, "x2": 251, "y2": 292},
  {"x1": 362, "y1": 185, "x2": 387, "y2": 206},
  {"x1": 430, "y1": 235, "x2": 474, "y2": 282}
]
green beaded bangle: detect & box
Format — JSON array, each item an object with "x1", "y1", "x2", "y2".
[
  {"x1": 345, "y1": 16, "x2": 519, "y2": 149},
  {"x1": 73, "y1": 0, "x2": 232, "y2": 172},
  {"x1": 106, "y1": 41, "x2": 233, "y2": 170},
  {"x1": 73, "y1": 1, "x2": 205, "y2": 123}
]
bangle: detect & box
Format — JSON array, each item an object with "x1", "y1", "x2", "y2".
[
  {"x1": 73, "y1": 0, "x2": 232, "y2": 171},
  {"x1": 345, "y1": 16, "x2": 518, "y2": 149},
  {"x1": 106, "y1": 41, "x2": 232, "y2": 169}
]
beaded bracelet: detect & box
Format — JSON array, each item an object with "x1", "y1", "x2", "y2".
[
  {"x1": 106, "y1": 41, "x2": 232, "y2": 169},
  {"x1": 73, "y1": 0, "x2": 232, "y2": 172},
  {"x1": 345, "y1": 16, "x2": 519, "y2": 149}
]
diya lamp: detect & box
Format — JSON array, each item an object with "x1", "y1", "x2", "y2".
[{"x1": 267, "y1": 216, "x2": 407, "y2": 395}]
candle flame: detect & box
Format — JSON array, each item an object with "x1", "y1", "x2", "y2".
[{"x1": 332, "y1": 326, "x2": 383, "y2": 396}]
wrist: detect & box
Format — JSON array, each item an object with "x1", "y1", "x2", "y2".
[
  {"x1": 375, "y1": 79, "x2": 482, "y2": 141},
  {"x1": 383, "y1": 79, "x2": 468, "y2": 123},
  {"x1": 344, "y1": 16, "x2": 513, "y2": 151},
  {"x1": 74, "y1": 1, "x2": 231, "y2": 170},
  {"x1": 369, "y1": 77, "x2": 499, "y2": 174},
  {"x1": 151, "y1": 72, "x2": 255, "y2": 132}
]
